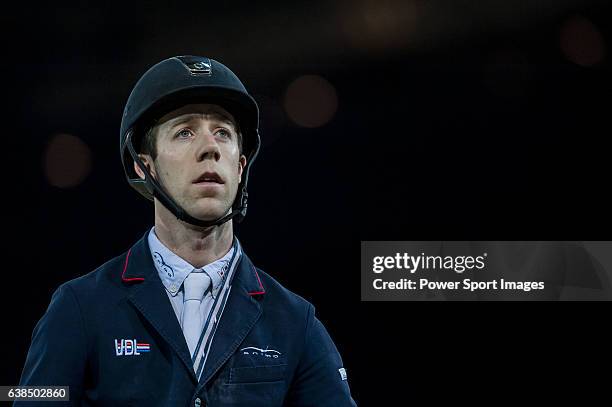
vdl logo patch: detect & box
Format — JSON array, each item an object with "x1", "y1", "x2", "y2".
[{"x1": 115, "y1": 339, "x2": 150, "y2": 356}]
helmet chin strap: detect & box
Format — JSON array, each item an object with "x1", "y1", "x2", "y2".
[
  {"x1": 154, "y1": 183, "x2": 243, "y2": 228},
  {"x1": 126, "y1": 131, "x2": 245, "y2": 228}
]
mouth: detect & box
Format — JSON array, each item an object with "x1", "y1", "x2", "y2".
[{"x1": 193, "y1": 171, "x2": 225, "y2": 185}]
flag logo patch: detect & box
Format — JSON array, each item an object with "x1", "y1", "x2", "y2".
[{"x1": 114, "y1": 339, "x2": 150, "y2": 356}]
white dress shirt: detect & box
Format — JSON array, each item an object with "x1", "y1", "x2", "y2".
[{"x1": 147, "y1": 226, "x2": 242, "y2": 378}]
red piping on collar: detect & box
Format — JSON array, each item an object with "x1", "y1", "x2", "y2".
[
  {"x1": 247, "y1": 265, "x2": 265, "y2": 296},
  {"x1": 121, "y1": 248, "x2": 145, "y2": 282}
]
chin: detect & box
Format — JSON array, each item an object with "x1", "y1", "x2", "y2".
[{"x1": 189, "y1": 201, "x2": 230, "y2": 221}]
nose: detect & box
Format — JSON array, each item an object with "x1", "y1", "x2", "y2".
[{"x1": 195, "y1": 130, "x2": 221, "y2": 162}]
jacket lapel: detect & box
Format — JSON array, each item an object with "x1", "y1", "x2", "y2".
[
  {"x1": 198, "y1": 251, "x2": 267, "y2": 387},
  {"x1": 121, "y1": 231, "x2": 198, "y2": 384}
]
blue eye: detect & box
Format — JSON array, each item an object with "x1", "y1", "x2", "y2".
[
  {"x1": 215, "y1": 129, "x2": 231, "y2": 139},
  {"x1": 176, "y1": 129, "x2": 192, "y2": 139}
]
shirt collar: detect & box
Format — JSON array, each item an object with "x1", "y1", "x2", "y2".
[{"x1": 147, "y1": 227, "x2": 236, "y2": 297}]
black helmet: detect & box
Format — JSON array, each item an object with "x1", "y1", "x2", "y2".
[{"x1": 120, "y1": 56, "x2": 261, "y2": 227}]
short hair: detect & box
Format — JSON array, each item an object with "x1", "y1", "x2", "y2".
[{"x1": 140, "y1": 121, "x2": 243, "y2": 160}]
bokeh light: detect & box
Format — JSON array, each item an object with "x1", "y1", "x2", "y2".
[
  {"x1": 340, "y1": 0, "x2": 420, "y2": 51},
  {"x1": 43, "y1": 133, "x2": 92, "y2": 188},
  {"x1": 560, "y1": 15, "x2": 606, "y2": 67},
  {"x1": 284, "y1": 75, "x2": 338, "y2": 128}
]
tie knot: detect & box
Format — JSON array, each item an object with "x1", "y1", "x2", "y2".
[{"x1": 183, "y1": 271, "x2": 211, "y2": 302}]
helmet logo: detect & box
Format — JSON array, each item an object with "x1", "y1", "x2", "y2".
[{"x1": 176, "y1": 56, "x2": 212, "y2": 76}]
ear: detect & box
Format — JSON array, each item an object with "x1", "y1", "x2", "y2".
[
  {"x1": 134, "y1": 154, "x2": 156, "y2": 180},
  {"x1": 238, "y1": 154, "x2": 247, "y2": 183}
]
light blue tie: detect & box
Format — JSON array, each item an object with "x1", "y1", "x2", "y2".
[{"x1": 181, "y1": 271, "x2": 211, "y2": 358}]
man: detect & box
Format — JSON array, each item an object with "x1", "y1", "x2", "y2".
[{"x1": 17, "y1": 56, "x2": 357, "y2": 406}]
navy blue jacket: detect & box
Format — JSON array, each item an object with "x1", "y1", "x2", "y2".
[{"x1": 17, "y1": 231, "x2": 357, "y2": 406}]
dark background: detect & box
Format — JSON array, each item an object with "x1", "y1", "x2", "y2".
[{"x1": 2, "y1": 0, "x2": 611, "y2": 405}]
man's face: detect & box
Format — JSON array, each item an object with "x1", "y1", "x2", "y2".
[{"x1": 136, "y1": 103, "x2": 247, "y2": 222}]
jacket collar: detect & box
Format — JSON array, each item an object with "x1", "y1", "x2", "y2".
[
  {"x1": 121, "y1": 230, "x2": 265, "y2": 296},
  {"x1": 121, "y1": 230, "x2": 266, "y2": 385}
]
